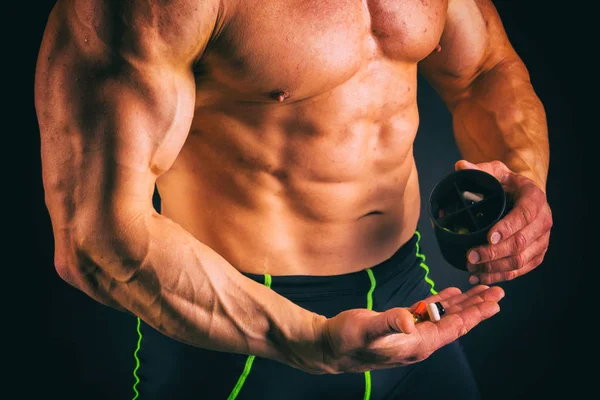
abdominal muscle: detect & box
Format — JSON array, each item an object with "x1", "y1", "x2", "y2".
[{"x1": 156, "y1": 66, "x2": 423, "y2": 276}]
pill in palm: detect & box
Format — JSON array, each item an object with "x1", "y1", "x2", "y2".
[{"x1": 427, "y1": 302, "x2": 446, "y2": 322}]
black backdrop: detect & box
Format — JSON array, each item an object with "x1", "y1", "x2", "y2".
[{"x1": 14, "y1": 1, "x2": 592, "y2": 399}]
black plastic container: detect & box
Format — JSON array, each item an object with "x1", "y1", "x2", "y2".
[{"x1": 428, "y1": 169, "x2": 512, "y2": 270}]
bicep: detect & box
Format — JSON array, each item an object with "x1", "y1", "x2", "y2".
[
  {"x1": 37, "y1": 43, "x2": 194, "y2": 217},
  {"x1": 419, "y1": 0, "x2": 521, "y2": 103},
  {"x1": 36, "y1": 1, "x2": 203, "y2": 201}
]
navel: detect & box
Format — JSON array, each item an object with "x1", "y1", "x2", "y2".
[{"x1": 269, "y1": 90, "x2": 290, "y2": 102}]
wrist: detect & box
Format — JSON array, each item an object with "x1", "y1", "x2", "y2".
[
  {"x1": 274, "y1": 313, "x2": 334, "y2": 374},
  {"x1": 502, "y1": 156, "x2": 548, "y2": 193}
]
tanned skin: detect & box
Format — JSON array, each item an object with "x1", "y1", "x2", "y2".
[{"x1": 35, "y1": 0, "x2": 550, "y2": 374}]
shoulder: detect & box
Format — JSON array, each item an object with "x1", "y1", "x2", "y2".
[{"x1": 43, "y1": 0, "x2": 224, "y2": 65}]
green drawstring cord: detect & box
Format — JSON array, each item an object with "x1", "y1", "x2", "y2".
[
  {"x1": 132, "y1": 317, "x2": 142, "y2": 400},
  {"x1": 227, "y1": 274, "x2": 272, "y2": 400},
  {"x1": 415, "y1": 231, "x2": 438, "y2": 295},
  {"x1": 363, "y1": 268, "x2": 377, "y2": 400}
]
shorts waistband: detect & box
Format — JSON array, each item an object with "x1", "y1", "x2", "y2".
[{"x1": 242, "y1": 233, "x2": 420, "y2": 297}]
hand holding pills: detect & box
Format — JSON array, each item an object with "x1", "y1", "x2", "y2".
[
  {"x1": 319, "y1": 285, "x2": 504, "y2": 373},
  {"x1": 455, "y1": 160, "x2": 552, "y2": 285}
]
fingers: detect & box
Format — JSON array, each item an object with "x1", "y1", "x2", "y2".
[
  {"x1": 365, "y1": 308, "x2": 416, "y2": 340},
  {"x1": 363, "y1": 285, "x2": 495, "y2": 341},
  {"x1": 483, "y1": 185, "x2": 548, "y2": 247},
  {"x1": 366, "y1": 284, "x2": 504, "y2": 343},
  {"x1": 419, "y1": 299, "x2": 502, "y2": 354},
  {"x1": 435, "y1": 285, "x2": 491, "y2": 309},
  {"x1": 454, "y1": 160, "x2": 511, "y2": 186},
  {"x1": 425, "y1": 285, "x2": 502, "y2": 315},
  {"x1": 473, "y1": 252, "x2": 547, "y2": 285},
  {"x1": 444, "y1": 286, "x2": 505, "y2": 314},
  {"x1": 468, "y1": 206, "x2": 552, "y2": 265},
  {"x1": 410, "y1": 287, "x2": 461, "y2": 309},
  {"x1": 409, "y1": 285, "x2": 498, "y2": 325},
  {"x1": 468, "y1": 231, "x2": 550, "y2": 275}
]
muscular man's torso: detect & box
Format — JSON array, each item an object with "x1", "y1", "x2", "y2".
[{"x1": 158, "y1": 0, "x2": 448, "y2": 275}]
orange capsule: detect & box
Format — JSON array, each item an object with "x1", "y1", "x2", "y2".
[{"x1": 413, "y1": 301, "x2": 428, "y2": 323}]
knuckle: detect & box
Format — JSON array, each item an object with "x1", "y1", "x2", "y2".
[
  {"x1": 503, "y1": 218, "x2": 517, "y2": 235},
  {"x1": 545, "y1": 214, "x2": 554, "y2": 230},
  {"x1": 385, "y1": 316, "x2": 396, "y2": 334},
  {"x1": 486, "y1": 247, "x2": 497, "y2": 261},
  {"x1": 515, "y1": 253, "x2": 526, "y2": 269},
  {"x1": 534, "y1": 253, "x2": 545, "y2": 266},
  {"x1": 506, "y1": 270, "x2": 518, "y2": 281},
  {"x1": 482, "y1": 262, "x2": 492, "y2": 273},
  {"x1": 521, "y1": 204, "x2": 535, "y2": 225},
  {"x1": 536, "y1": 188, "x2": 548, "y2": 204},
  {"x1": 490, "y1": 160, "x2": 504, "y2": 171},
  {"x1": 488, "y1": 262, "x2": 499, "y2": 273},
  {"x1": 513, "y1": 231, "x2": 528, "y2": 252}
]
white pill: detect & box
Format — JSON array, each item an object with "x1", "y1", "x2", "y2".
[
  {"x1": 463, "y1": 191, "x2": 484, "y2": 203},
  {"x1": 427, "y1": 302, "x2": 441, "y2": 322}
]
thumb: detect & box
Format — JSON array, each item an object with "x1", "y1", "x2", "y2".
[
  {"x1": 455, "y1": 159, "x2": 481, "y2": 171},
  {"x1": 366, "y1": 308, "x2": 415, "y2": 339}
]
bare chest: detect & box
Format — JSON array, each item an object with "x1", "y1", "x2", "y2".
[{"x1": 199, "y1": 0, "x2": 447, "y2": 101}]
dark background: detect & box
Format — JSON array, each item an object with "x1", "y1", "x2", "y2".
[{"x1": 14, "y1": 1, "x2": 592, "y2": 399}]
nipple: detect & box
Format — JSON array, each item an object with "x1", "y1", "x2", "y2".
[
  {"x1": 270, "y1": 90, "x2": 290, "y2": 102},
  {"x1": 435, "y1": 43, "x2": 442, "y2": 53}
]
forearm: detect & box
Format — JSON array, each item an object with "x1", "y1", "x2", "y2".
[
  {"x1": 450, "y1": 60, "x2": 549, "y2": 191},
  {"x1": 73, "y1": 206, "x2": 326, "y2": 372}
]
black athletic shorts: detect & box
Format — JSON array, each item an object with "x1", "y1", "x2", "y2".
[{"x1": 132, "y1": 232, "x2": 480, "y2": 399}]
